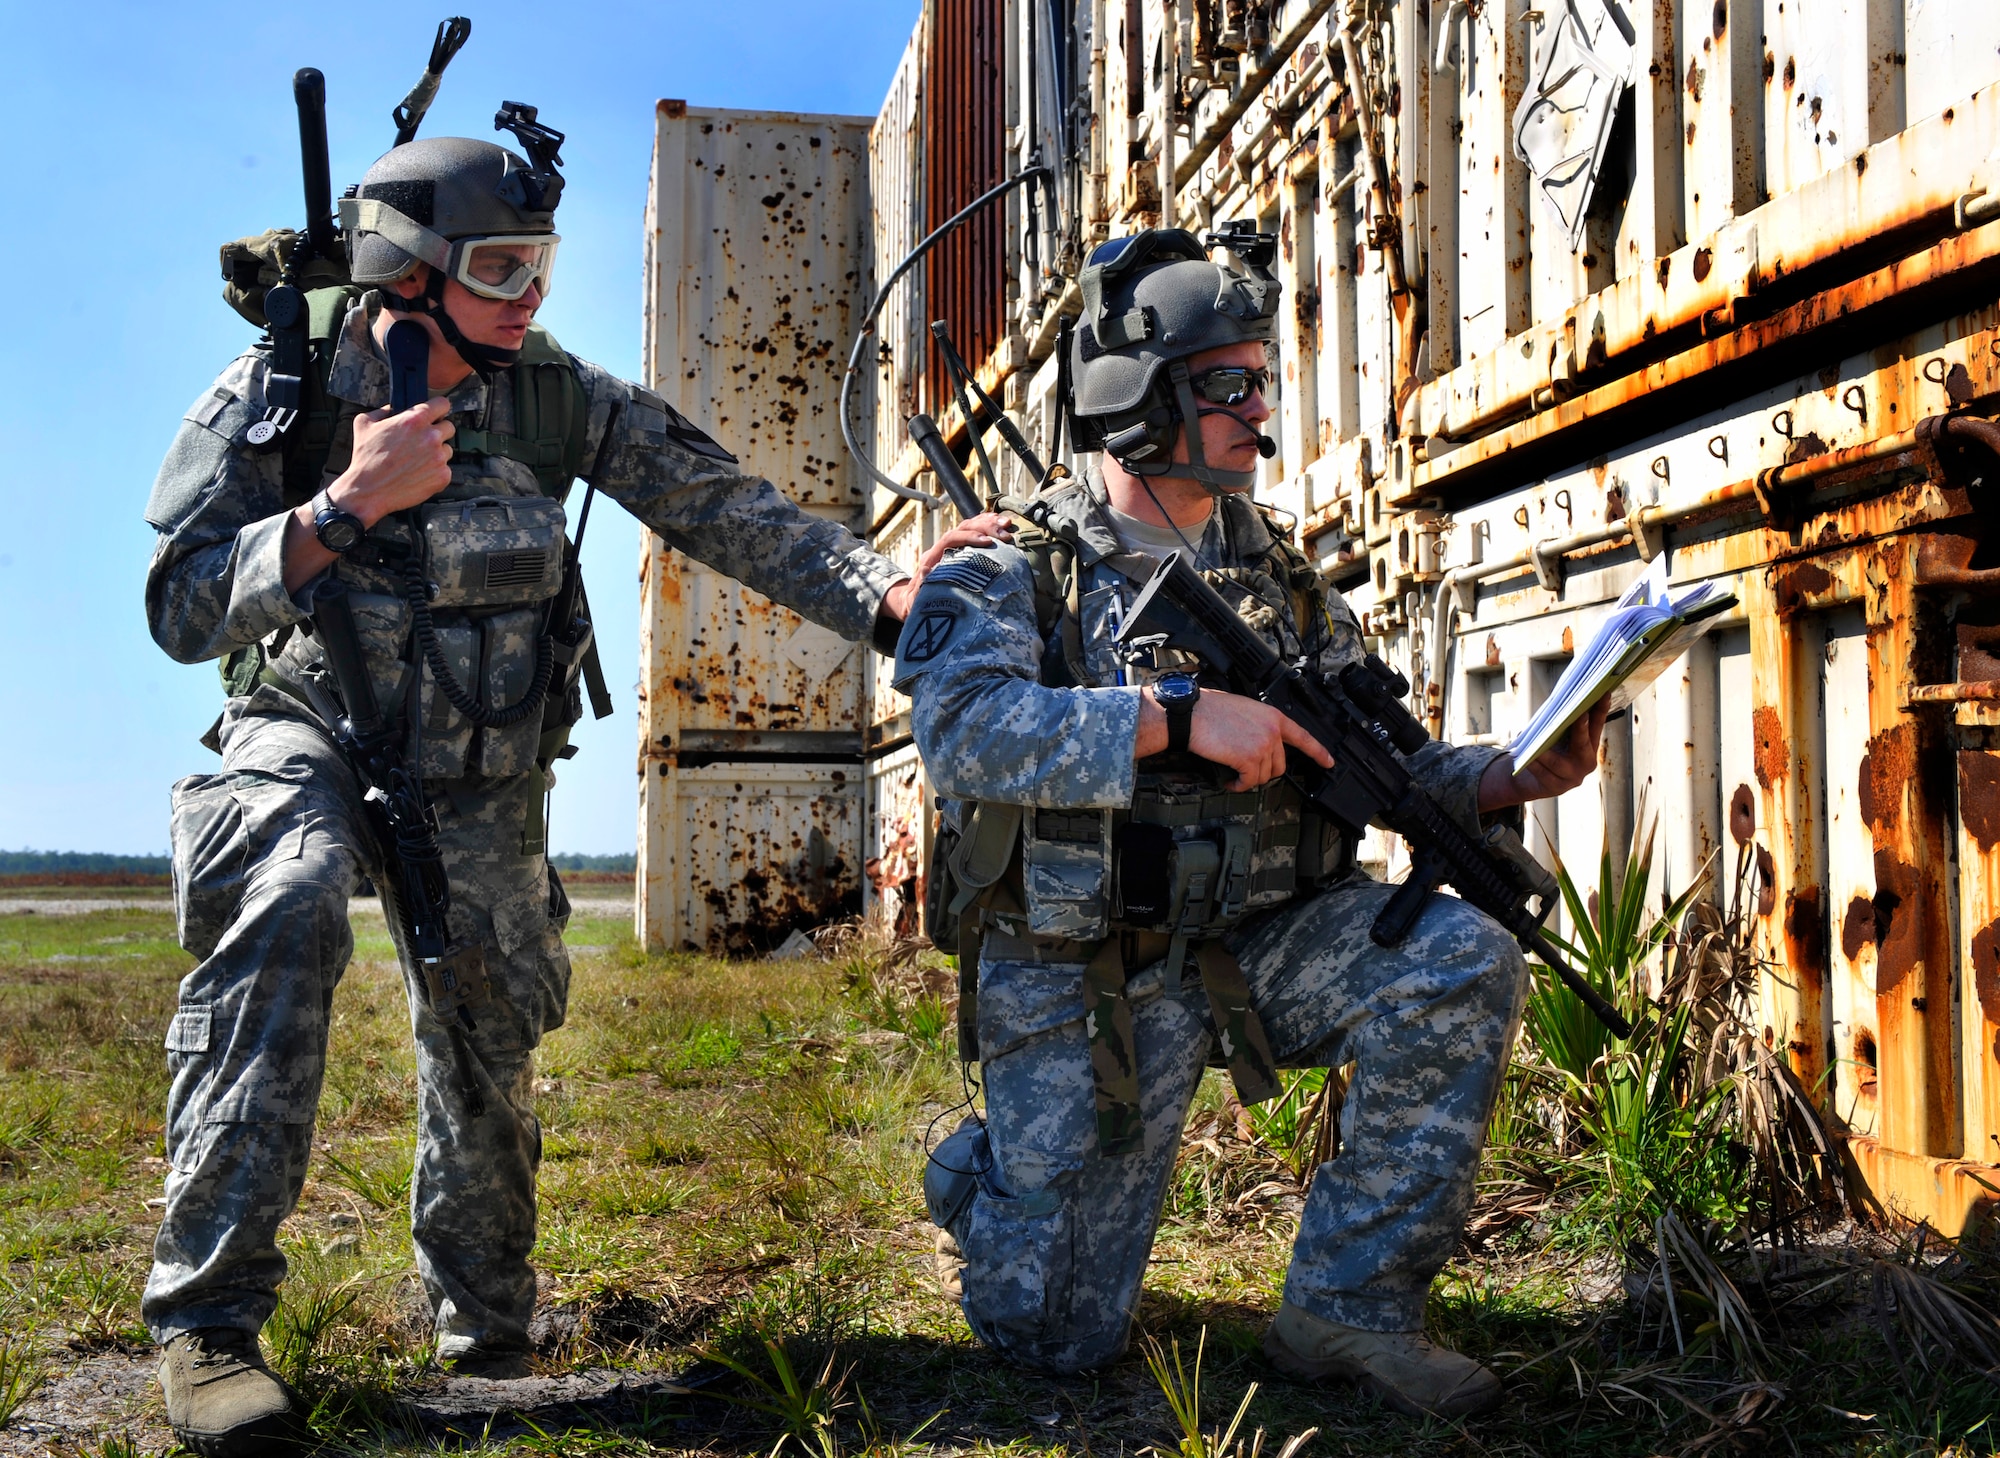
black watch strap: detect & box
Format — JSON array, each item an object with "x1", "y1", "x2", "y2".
[
  {"x1": 312, "y1": 490, "x2": 366, "y2": 554},
  {"x1": 1166, "y1": 697, "x2": 1193, "y2": 754}
]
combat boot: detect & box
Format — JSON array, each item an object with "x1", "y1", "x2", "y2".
[
  {"x1": 934, "y1": 1227, "x2": 967, "y2": 1303},
  {"x1": 1263, "y1": 1301, "x2": 1501, "y2": 1419},
  {"x1": 443, "y1": 1345, "x2": 533, "y2": 1380},
  {"x1": 157, "y1": 1327, "x2": 303, "y2": 1455}
]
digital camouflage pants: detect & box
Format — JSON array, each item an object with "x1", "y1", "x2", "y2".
[
  {"x1": 142, "y1": 691, "x2": 570, "y2": 1360},
  {"x1": 947, "y1": 875, "x2": 1528, "y2": 1373}
]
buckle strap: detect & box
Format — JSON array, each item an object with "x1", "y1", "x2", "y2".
[
  {"x1": 454, "y1": 427, "x2": 564, "y2": 469},
  {"x1": 1081, "y1": 933, "x2": 1281, "y2": 1159},
  {"x1": 1194, "y1": 941, "x2": 1282, "y2": 1106},
  {"x1": 1083, "y1": 937, "x2": 1144, "y2": 1157}
]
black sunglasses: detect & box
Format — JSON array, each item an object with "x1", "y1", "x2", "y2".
[{"x1": 1190, "y1": 366, "x2": 1270, "y2": 406}]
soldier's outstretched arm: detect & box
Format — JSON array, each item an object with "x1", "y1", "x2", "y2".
[
  {"x1": 145, "y1": 354, "x2": 319, "y2": 665},
  {"x1": 572, "y1": 359, "x2": 1000, "y2": 644}
]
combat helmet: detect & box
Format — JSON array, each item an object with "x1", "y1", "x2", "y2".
[
  {"x1": 338, "y1": 103, "x2": 567, "y2": 374},
  {"x1": 1068, "y1": 222, "x2": 1282, "y2": 492}
]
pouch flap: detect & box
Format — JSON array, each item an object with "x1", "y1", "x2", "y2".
[
  {"x1": 952, "y1": 802, "x2": 1023, "y2": 891},
  {"x1": 419, "y1": 494, "x2": 568, "y2": 606}
]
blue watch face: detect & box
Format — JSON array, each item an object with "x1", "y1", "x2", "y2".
[{"x1": 1155, "y1": 672, "x2": 1198, "y2": 705}]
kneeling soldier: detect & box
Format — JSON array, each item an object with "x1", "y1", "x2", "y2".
[{"x1": 906, "y1": 229, "x2": 1603, "y2": 1418}]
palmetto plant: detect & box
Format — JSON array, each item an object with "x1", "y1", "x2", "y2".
[{"x1": 1526, "y1": 803, "x2": 1703, "y2": 1091}]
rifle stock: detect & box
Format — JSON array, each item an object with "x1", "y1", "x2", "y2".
[{"x1": 1118, "y1": 551, "x2": 1634, "y2": 1039}]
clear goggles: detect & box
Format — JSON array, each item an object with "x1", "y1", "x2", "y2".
[{"x1": 448, "y1": 235, "x2": 560, "y2": 301}]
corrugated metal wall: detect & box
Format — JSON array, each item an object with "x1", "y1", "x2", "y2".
[
  {"x1": 923, "y1": 0, "x2": 1009, "y2": 411},
  {"x1": 845, "y1": 0, "x2": 2000, "y2": 1232}
]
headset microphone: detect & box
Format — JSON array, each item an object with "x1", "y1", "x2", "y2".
[{"x1": 1255, "y1": 434, "x2": 1278, "y2": 459}]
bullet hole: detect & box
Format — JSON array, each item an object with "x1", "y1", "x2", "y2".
[
  {"x1": 1853, "y1": 1027, "x2": 1878, "y2": 1099},
  {"x1": 1730, "y1": 783, "x2": 1757, "y2": 845}
]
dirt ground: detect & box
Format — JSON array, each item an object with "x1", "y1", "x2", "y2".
[{"x1": 0, "y1": 892, "x2": 1994, "y2": 1456}]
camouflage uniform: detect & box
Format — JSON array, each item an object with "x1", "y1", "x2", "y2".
[
  {"x1": 898, "y1": 473, "x2": 1527, "y2": 1373},
  {"x1": 143, "y1": 294, "x2": 904, "y2": 1358}
]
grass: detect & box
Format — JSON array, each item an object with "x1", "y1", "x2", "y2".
[{"x1": 0, "y1": 887, "x2": 1995, "y2": 1456}]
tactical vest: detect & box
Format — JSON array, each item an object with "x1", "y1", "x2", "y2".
[
  {"x1": 220, "y1": 283, "x2": 599, "y2": 812},
  {"x1": 929, "y1": 489, "x2": 1342, "y2": 1154}
]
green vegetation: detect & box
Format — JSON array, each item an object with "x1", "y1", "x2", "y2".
[{"x1": 0, "y1": 867, "x2": 1994, "y2": 1455}]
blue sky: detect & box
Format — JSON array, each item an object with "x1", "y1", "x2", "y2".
[{"x1": 0, "y1": 1, "x2": 918, "y2": 854}]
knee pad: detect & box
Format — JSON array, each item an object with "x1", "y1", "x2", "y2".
[{"x1": 923, "y1": 1117, "x2": 990, "y2": 1233}]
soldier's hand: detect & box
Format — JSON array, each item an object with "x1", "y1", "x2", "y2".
[
  {"x1": 336, "y1": 396, "x2": 458, "y2": 526},
  {"x1": 1138, "y1": 685, "x2": 1334, "y2": 791},
  {"x1": 1476, "y1": 700, "x2": 1608, "y2": 811},
  {"x1": 883, "y1": 512, "x2": 1016, "y2": 620}
]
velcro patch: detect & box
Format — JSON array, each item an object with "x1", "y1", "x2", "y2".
[
  {"x1": 187, "y1": 388, "x2": 232, "y2": 429},
  {"x1": 925, "y1": 551, "x2": 1004, "y2": 596},
  {"x1": 900, "y1": 609, "x2": 961, "y2": 664}
]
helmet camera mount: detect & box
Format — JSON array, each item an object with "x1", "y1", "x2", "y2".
[{"x1": 377, "y1": 101, "x2": 567, "y2": 378}]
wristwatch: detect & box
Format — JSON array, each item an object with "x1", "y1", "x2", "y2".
[
  {"x1": 1154, "y1": 671, "x2": 1201, "y2": 754},
  {"x1": 311, "y1": 489, "x2": 367, "y2": 555}
]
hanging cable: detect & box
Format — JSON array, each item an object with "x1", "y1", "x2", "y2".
[{"x1": 839, "y1": 165, "x2": 1056, "y2": 507}]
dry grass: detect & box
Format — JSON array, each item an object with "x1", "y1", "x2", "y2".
[{"x1": 0, "y1": 895, "x2": 1994, "y2": 1456}]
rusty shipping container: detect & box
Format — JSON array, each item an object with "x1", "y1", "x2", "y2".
[
  {"x1": 648, "y1": 1, "x2": 2000, "y2": 1230},
  {"x1": 637, "y1": 103, "x2": 875, "y2": 954}
]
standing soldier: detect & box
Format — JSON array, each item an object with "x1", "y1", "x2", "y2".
[
  {"x1": 143, "y1": 118, "x2": 999, "y2": 1454},
  {"x1": 908, "y1": 229, "x2": 1604, "y2": 1418}
]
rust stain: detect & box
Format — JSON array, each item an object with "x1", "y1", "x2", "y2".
[
  {"x1": 1773, "y1": 559, "x2": 1834, "y2": 612},
  {"x1": 1755, "y1": 844, "x2": 1778, "y2": 916},
  {"x1": 1729, "y1": 783, "x2": 1757, "y2": 845},
  {"x1": 1959, "y1": 751, "x2": 2000, "y2": 852},
  {"x1": 1858, "y1": 723, "x2": 1915, "y2": 834},
  {"x1": 1957, "y1": 613, "x2": 2000, "y2": 680},
  {"x1": 1784, "y1": 885, "x2": 1827, "y2": 983},
  {"x1": 1871, "y1": 851, "x2": 1923, "y2": 992},
  {"x1": 1970, "y1": 917, "x2": 2000, "y2": 1026},
  {"x1": 1842, "y1": 893, "x2": 1877, "y2": 960},
  {"x1": 1753, "y1": 705, "x2": 1788, "y2": 790},
  {"x1": 1561, "y1": 625, "x2": 1574, "y2": 653},
  {"x1": 1485, "y1": 634, "x2": 1501, "y2": 667}
]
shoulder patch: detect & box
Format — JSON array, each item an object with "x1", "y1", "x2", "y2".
[
  {"x1": 900, "y1": 609, "x2": 961, "y2": 664},
  {"x1": 659, "y1": 401, "x2": 737, "y2": 464},
  {"x1": 625, "y1": 385, "x2": 740, "y2": 466},
  {"x1": 925, "y1": 550, "x2": 1005, "y2": 596}
]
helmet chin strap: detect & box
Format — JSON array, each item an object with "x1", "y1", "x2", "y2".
[
  {"x1": 1155, "y1": 359, "x2": 1269, "y2": 493},
  {"x1": 379, "y1": 266, "x2": 522, "y2": 377}
]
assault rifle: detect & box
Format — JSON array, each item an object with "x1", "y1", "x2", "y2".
[
  {"x1": 1118, "y1": 551, "x2": 1634, "y2": 1038},
  {"x1": 301, "y1": 321, "x2": 494, "y2": 1113}
]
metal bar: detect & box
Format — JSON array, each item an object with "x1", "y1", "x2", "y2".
[{"x1": 1173, "y1": 0, "x2": 1340, "y2": 192}]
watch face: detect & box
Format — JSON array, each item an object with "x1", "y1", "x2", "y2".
[
  {"x1": 316, "y1": 512, "x2": 364, "y2": 553},
  {"x1": 1155, "y1": 672, "x2": 1197, "y2": 705}
]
